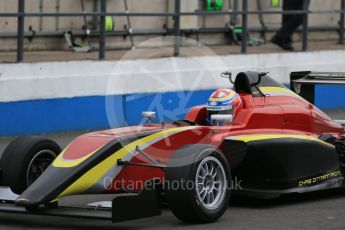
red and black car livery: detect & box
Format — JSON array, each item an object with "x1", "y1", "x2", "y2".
[{"x1": 0, "y1": 71, "x2": 344, "y2": 224}]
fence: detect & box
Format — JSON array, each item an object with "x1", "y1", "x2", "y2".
[{"x1": 0, "y1": 0, "x2": 344, "y2": 63}]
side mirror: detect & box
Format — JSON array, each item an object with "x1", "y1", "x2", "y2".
[
  {"x1": 221, "y1": 71, "x2": 233, "y2": 84},
  {"x1": 211, "y1": 114, "x2": 233, "y2": 126},
  {"x1": 251, "y1": 72, "x2": 269, "y2": 86},
  {"x1": 142, "y1": 111, "x2": 156, "y2": 124}
]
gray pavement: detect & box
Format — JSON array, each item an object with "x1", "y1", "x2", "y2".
[
  {"x1": 1, "y1": 41, "x2": 344, "y2": 63},
  {"x1": 0, "y1": 109, "x2": 344, "y2": 229},
  {"x1": 0, "y1": 191, "x2": 345, "y2": 229}
]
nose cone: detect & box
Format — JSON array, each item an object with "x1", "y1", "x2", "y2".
[
  {"x1": 14, "y1": 138, "x2": 125, "y2": 207},
  {"x1": 15, "y1": 164, "x2": 83, "y2": 208}
]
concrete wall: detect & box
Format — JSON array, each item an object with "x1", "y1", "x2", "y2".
[
  {"x1": 1, "y1": 49, "x2": 345, "y2": 135},
  {"x1": 0, "y1": 0, "x2": 342, "y2": 51}
]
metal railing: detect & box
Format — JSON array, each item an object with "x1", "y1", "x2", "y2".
[{"x1": 0, "y1": 0, "x2": 344, "y2": 62}]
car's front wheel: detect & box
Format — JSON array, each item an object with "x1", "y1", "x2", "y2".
[
  {"x1": 0, "y1": 136, "x2": 61, "y2": 195},
  {"x1": 165, "y1": 145, "x2": 231, "y2": 223}
]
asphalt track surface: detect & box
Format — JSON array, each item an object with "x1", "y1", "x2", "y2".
[
  {"x1": 0, "y1": 110, "x2": 344, "y2": 230},
  {"x1": 0, "y1": 191, "x2": 345, "y2": 230}
]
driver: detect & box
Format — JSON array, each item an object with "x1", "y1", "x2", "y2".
[{"x1": 206, "y1": 89, "x2": 243, "y2": 125}]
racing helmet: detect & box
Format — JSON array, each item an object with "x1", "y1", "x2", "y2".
[{"x1": 206, "y1": 89, "x2": 243, "y2": 125}]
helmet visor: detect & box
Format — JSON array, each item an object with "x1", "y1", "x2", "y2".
[{"x1": 206, "y1": 106, "x2": 234, "y2": 124}]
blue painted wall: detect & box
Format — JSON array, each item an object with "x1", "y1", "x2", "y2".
[
  {"x1": 0, "y1": 96, "x2": 120, "y2": 136},
  {"x1": 0, "y1": 87, "x2": 344, "y2": 136},
  {"x1": 124, "y1": 90, "x2": 212, "y2": 126},
  {"x1": 0, "y1": 90, "x2": 213, "y2": 136}
]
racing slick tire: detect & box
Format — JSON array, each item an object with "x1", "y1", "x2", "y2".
[
  {"x1": 0, "y1": 136, "x2": 61, "y2": 194},
  {"x1": 165, "y1": 144, "x2": 231, "y2": 223}
]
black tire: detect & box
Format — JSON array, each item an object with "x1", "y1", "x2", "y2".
[
  {"x1": 165, "y1": 144, "x2": 231, "y2": 223},
  {"x1": 0, "y1": 137, "x2": 27, "y2": 186},
  {"x1": 0, "y1": 136, "x2": 61, "y2": 194}
]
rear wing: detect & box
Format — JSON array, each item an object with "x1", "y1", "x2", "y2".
[{"x1": 290, "y1": 71, "x2": 345, "y2": 104}]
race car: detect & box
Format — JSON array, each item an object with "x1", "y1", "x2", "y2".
[{"x1": 0, "y1": 71, "x2": 344, "y2": 224}]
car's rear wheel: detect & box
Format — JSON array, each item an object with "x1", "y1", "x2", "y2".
[
  {"x1": 0, "y1": 136, "x2": 61, "y2": 194},
  {"x1": 165, "y1": 145, "x2": 231, "y2": 223}
]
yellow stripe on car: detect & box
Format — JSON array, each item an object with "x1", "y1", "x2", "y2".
[
  {"x1": 56, "y1": 126, "x2": 195, "y2": 199},
  {"x1": 230, "y1": 134, "x2": 334, "y2": 148},
  {"x1": 259, "y1": 87, "x2": 300, "y2": 97}
]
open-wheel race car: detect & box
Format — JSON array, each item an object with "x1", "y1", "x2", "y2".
[{"x1": 0, "y1": 71, "x2": 345, "y2": 224}]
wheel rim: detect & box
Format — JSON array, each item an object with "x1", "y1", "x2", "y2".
[
  {"x1": 195, "y1": 156, "x2": 227, "y2": 211},
  {"x1": 26, "y1": 150, "x2": 56, "y2": 186}
]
